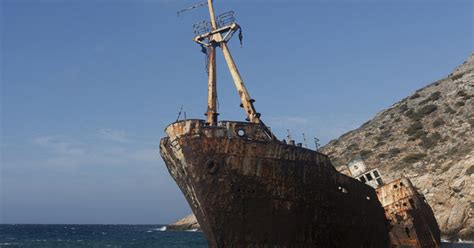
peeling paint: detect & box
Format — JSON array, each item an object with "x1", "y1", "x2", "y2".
[{"x1": 160, "y1": 120, "x2": 391, "y2": 247}]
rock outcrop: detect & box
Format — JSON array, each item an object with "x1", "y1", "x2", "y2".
[
  {"x1": 321, "y1": 54, "x2": 474, "y2": 241},
  {"x1": 169, "y1": 54, "x2": 473, "y2": 241},
  {"x1": 167, "y1": 214, "x2": 200, "y2": 231}
]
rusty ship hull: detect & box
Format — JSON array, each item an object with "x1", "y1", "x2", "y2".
[
  {"x1": 376, "y1": 178, "x2": 441, "y2": 248},
  {"x1": 160, "y1": 119, "x2": 391, "y2": 247}
]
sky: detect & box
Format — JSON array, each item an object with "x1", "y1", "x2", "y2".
[{"x1": 1, "y1": 0, "x2": 472, "y2": 224}]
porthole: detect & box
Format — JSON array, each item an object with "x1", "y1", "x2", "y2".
[
  {"x1": 206, "y1": 159, "x2": 219, "y2": 174},
  {"x1": 236, "y1": 129, "x2": 246, "y2": 137}
]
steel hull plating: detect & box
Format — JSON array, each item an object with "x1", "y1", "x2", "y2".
[
  {"x1": 160, "y1": 120, "x2": 390, "y2": 248},
  {"x1": 377, "y1": 178, "x2": 441, "y2": 248}
]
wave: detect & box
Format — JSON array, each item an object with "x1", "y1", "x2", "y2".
[
  {"x1": 145, "y1": 226, "x2": 167, "y2": 233},
  {"x1": 0, "y1": 243, "x2": 18, "y2": 246},
  {"x1": 442, "y1": 239, "x2": 474, "y2": 244},
  {"x1": 156, "y1": 226, "x2": 167, "y2": 232}
]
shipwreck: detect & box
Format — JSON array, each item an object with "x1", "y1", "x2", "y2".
[{"x1": 159, "y1": 1, "x2": 440, "y2": 247}]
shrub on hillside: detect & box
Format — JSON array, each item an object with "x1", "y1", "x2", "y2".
[
  {"x1": 404, "y1": 109, "x2": 423, "y2": 121},
  {"x1": 378, "y1": 153, "x2": 387, "y2": 159},
  {"x1": 469, "y1": 118, "x2": 474, "y2": 127},
  {"x1": 444, "y1": 105, "x2": 456, "y2": 114},
  {"x1": 420, "y1": 132, "x2": 442, "y2": 150},
  {"x1": 405, "y1": 121, "x2": 424, "y2": 136},
  {"x1": 409, "y1": 93, "x2": 420, "y2": 100},
  {"x1": 377, "y1": 130, "x2": 392, "y2": 141},
  {"x1": 450, "y1": 73, "x2": 463, "y2": 80},
  {"x1": 455, "y1": 101, "x2": 465, "y2": 107},
  {"x1": 419, "y1": 104, "x2": 438, "y2": 115},
  {"x1": 360, "y1": 120, "x2": 371, "y2": 129},
  {"x1": 347, "y1": 143, "x2": 358, "y2": 150},
  {"x1": 462, "y1": 93, "x2": 472, "y2": 100},
  {"x1": 388, "y1": 148, "x2": 401, "y2": 156},
  {"x1": 432, "y1": 118, "x2": 445, "y2": 128},
  {"x1": 457, "y1": 90, "x2": 467, "y2": 97},
  {"x1": 399, "y1": 103, "x2": 409, "y2": 113},
  {"x1": 374, "y1": 141, "x2": 385, "y2": 148},
  {"x1": 447, "y1": 147, "x2": 458, "y2": 157},
  {"x1": 419, "y1": 91, "x2": 441, "y2": 105},
  {"x1": 466, "y1": 166, "x2": 474, "y2": 175},
  {"x1": 360, "y1": 150, "x2": 373, "y2": 159},
  {"x1": 407, "y1": 130, "x2": 427, "y2": 141},
  {"x1": 402, "y1": 153, "x2": 427, "y2": 163},
  {"x1": 429, "y1": 91, "x2": 441, "y2": 100}
]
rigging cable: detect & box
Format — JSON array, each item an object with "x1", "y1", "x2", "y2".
[
  {"x1": 201, "y1": 44, "x2": 210, "y2": 73},
  {"x1": 177, "y1": 2, "x2": 208, "y2": 16}
]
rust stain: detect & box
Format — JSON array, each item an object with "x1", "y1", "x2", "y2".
[
  {"x1": 160, "y1": 119, "x2": 391, "y2": 247},
  {"x1": 377, "y1": 178, "x2": 441, "y2": 248}
]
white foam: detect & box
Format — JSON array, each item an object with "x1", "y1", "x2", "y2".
[
  {"x1": 186, "y1": 228, "x2": 198, "y2": 232},
  {"x1": 442, "y1": 238, "x2": 474, "y2": 244},
  {"x1": 157, "y1": 226, "x2": 167, "y2": 231}
]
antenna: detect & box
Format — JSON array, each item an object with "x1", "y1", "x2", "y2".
[
  {"x1": 176, "y1": 105, "x2": 184, "y2": 122},
  {"x1": 177, "y1": 2, "x2": 208, "y2": 17},
  {"x1": 302, "y1": 133, "x2": 308, "y2": 148},
  {"x1": 314, "y1": 137, "x2": 320, "y2": 151}
]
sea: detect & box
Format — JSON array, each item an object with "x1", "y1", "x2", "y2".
[{"x1": 0, "y1": 224, "x2": 472, "y2": 248}]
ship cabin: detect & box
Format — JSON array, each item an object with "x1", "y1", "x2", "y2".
[{"x1": 347, "y1": 158, "x2": 384, "y2": 189}]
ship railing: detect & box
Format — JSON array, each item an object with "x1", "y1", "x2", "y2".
[{"x1": 217, "y1": 11, "x2": 235, "y2": 28}]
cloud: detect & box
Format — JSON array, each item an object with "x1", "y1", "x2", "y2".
[
  {"x1": 33, "y1": 136, "x2": 85, "y2": 155},
  {"x1": 98, "y1": 129, "x2": 129, "y2": 143},
  {"x1": 267, "y1": 115, "x2": 311, "y2": 127},
  {"x1": 128, "y1": 148, "x2": 160, "y2": 163},
  {"x1": 31, "y1": 131, "x2": 160, "y2": 168}
]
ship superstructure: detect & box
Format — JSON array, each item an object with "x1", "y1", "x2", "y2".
[{"x1": 348, "y1": 158, "x2": 384, "y2": 188}]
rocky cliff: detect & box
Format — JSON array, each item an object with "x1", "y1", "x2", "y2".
[
  {"x1": 321, "y1": 54, "x2": 473, "y2": 241},
  {"x1": 169, "y1": 54, "x2": 473, "y2": 241}
]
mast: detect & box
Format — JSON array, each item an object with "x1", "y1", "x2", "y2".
[
  {"x1": 196, "y1": 0, "x2": 261, "y2": 124},
  {"x1": 205, "y1": 46, "x2": 218, "y2": 125},
  {"x1": 220, "y1": 42, "x2": 260, "y2": 123},
  {"x1": 207, "y1": 0, "x2": 218, "y2": 29},
  {"x1": 204, "y1": 0, "x2": 218, "y2": 125}
]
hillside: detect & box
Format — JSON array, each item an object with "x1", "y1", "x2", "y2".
[{"x1": 321, "y1": 54, "x2": 474, "y2": 241}]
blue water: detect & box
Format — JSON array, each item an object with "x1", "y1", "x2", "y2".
[
  {"x1": 0, "y1": 224, "x2": 472, "y2": 248},
  {"x1": 0, "y1": 225, "x2": 207, "y2": 248}
]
